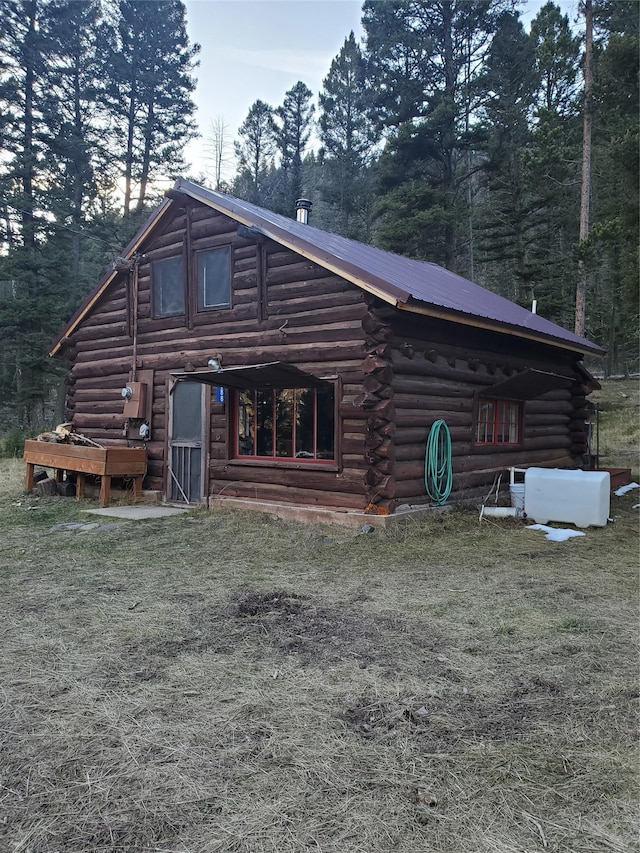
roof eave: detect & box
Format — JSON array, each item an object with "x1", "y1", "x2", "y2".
[{"x1": 397, "y1": 300, "x2": 605, "y2": 358}]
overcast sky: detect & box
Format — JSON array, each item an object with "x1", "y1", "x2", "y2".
[{"x1": 183, "y1": 0, "x2": 580, "y2": 183}]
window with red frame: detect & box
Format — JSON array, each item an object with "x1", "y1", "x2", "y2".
[
  {"x1": 235, "y1": 386, "x2": 335, "y2": 462},
  {"x1": 475, "y1": 398, "x2": 522, "y2": 445}
]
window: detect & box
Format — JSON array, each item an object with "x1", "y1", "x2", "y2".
[
  {"x1": 475, "y1": 398, "x2": 522, "y2": 445},
  {"x1": 152, "y1": 256, "x2": 184, "y2": 317},
  {"x1": 197, "y1": 246, "x2": 230, "y2": 310},
  {"x1": 235, "y1": 386, "x2": 335, "y2": 462}
]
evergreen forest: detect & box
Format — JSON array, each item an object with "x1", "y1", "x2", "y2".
[{"x1": 0, "y1": 0, "x2": 637, "y2": 431}]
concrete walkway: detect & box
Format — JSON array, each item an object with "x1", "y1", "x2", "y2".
[{"x1": 84, "y1": 506, "x2": 190, "y2": 520}]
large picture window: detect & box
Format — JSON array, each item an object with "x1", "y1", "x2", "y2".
[
  {"x1": 197, "y1": 246, "x2": 230, "y2": 311},
  {"x1": 152, "y1": 256, "x2": 184, "y2": 317},
  {"x1": 235, "y1": 386, "x2": 335, "y2": 462},
  {"x1": 475, "y1": 398, "x2": 522, "y2": 445}
]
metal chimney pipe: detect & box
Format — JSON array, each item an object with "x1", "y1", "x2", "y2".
[{"x1": 295, "y1": 198, "x2": 312, "y2": 224}]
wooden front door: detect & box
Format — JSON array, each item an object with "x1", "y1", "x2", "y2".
[{"x1": 168, "y1": 381, "x2": 206, "y2": 503}]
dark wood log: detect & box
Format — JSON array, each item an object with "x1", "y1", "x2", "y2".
[
  {"x1": 523, "y1": 424, "x2": 573, "y2": 438},
  {"x1": 364, "y1": 474, "x2": 395, "y2": 499},
  {"x1": 364, "y1": 418, "x2": 396, "y2": 437},
  {"x1": 367, "y1": 342, "x2": 392, "y2": 358},
  {"x1": 210, "y1": 482, "x2": 368, "y2": 511},
  {"x1": 365, "y1": 438, "x2": 394, "y2": 459},
  {"x1": 363, "y1": 367, "x2": 393, "y2": 389},
  {"x1": 395, "y1": 441, "x2": 471, "y2": 463},
  {"x1": 365, "y1": 467, "x2": 387, "y2": 486},
  {"x1": 266, "y1": 290, "x2": 365, "y2": 318},
  {"x1": 524, "y1": 400, "x2": 574, "y2": 415},
  {"x1": 524, "y1": 413, "x2": 571, "y2": 426},
  {"x1": 364, "y1": 432, "x2": 384, "y2": 450},
  {"x1": 210, "y1": 462, "x2": 365, "y2": 491},
  {"x1": 393, "y1": 394, "x2": 472, "y2": 412},
  {"x1": 73, "y1": 413, "x2": 126, "y2": 429},
  {"x1": 394, "y1": 426, "x2": 469, "y2": 445},
  {"x1": 394, "y1": 410, "x2": 471, "y2": 428},
  {"x1": 354, "y1": 392, "x2": 381, "y2": 409},
  {"x1": 451, "y1": 449, "x2": 573, "y2": 475},
  {"x1": 365, "y1": 457, "x2": 395, "y2": 475},
  {"x1": 361, "y1": 354, "x2": 390, "y2": 374},
  {"x1": 392, "y1": 377, "x2": 471, "y2": 397},
  {"x1": 394, "y1": 454, "x2": 574, "y2": 499},
  {"x1": 369, "y1": 399, "x2": 395, "y2": 420},
  {"x1": 267, "y1": 275, "x2": 361, "y2": 303},
  {"x1": 208, "y1": 479, "x2": 370, "y2": 507},
  {"x1": 391, "y1": 356, "x2": 490, "y2": 386}
]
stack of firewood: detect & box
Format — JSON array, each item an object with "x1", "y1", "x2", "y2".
[{"x1": 36, "y1": 423, "x2": 102, "y2": 447}]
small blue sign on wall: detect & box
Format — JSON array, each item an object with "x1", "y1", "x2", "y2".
[{"x1": 215, "y1": 386, "x2": 225, "y2": 403}]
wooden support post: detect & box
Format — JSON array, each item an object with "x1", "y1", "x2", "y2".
[
  {"x1": 25, "y1": 462, "x2": 35, "y2": 491},
  {"x1": 133, "y1": 475, "x2": 143, "y2": 500},
  {"x1": 99, "y1": 475, "x2": 111, "y2": 508}
]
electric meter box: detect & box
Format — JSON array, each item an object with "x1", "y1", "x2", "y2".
[{"x1": 122, "y1": 381, "x2": 147, "y2": 419}]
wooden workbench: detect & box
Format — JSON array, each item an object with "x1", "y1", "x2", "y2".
[{"x1": 23, "y1": 440, "x2": 147, "y2": 507}]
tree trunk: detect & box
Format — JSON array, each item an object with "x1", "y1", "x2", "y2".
[
  {"x1": 575, "y1": 0, "x2": 593, "y2": 337},
  {"x1": 124, "y1": 85, "x2": 137, "y2": 216},
  {"x1": 136, "y1": 98, "x2": 154, "y2": 213}
]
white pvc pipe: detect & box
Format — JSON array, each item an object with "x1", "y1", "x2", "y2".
[{"x1": 480, "y1": 505, "x2": 518, "y2": 520}]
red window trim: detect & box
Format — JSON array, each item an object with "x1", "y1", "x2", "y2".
[
  {"x1": 233, "y1": 386, "x2": 336, "y2": 465},
  {"x1": 475, "y1": 397, "x2": 523, "y2": 446}
]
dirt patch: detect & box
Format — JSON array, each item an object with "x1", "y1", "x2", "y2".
[{"x1": 225, "y1": 587, "x2": 422, "y2": 668}]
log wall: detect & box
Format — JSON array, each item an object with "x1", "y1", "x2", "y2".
[
  {"x1": 374, "y1": 306, "x2": 591, "y2": 506},
  {"x1": 64, "y1": 199, "x2": 371, "y2": 510}
]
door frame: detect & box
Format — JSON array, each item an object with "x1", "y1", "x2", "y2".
[{"x1": 165, "y1": 378, "x2": 210, "y2": 504}]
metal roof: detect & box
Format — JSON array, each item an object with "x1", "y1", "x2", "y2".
[
  {"x1": 485, "y1": 369, "x2": 575, "y2": 400},
  {"x1": 171, "y1": 362, "x2": 330, "y2": 390},
  {"x1": 172, "y1": 180, "x2": 603, "y2": 357},
  {"x1": 50, "y1": 178, "x2": 604, "y2": 357}
]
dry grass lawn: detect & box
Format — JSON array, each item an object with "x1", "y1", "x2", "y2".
[
  {"x1": 1, "y1": 463, "x2": 638, "y2": 852},
  {"x1": 591, "y1": 378, "x2": 640, "y2": 479}
]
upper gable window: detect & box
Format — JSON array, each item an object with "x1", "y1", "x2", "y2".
[
  {"x1": 197, "y1": 246, "x2": 231, "y2": 311},
  {"x1": 152, "y1": 256, "x2": 184, "y2": 318}
]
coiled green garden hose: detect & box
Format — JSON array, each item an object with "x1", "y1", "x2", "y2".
[{"x1": 424, "y1": 419, "x2": 453, "y2": 506}]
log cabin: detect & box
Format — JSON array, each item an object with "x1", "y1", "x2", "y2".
[{"x1": 50, "y1": 179, "x2": 603, "y2": 522}]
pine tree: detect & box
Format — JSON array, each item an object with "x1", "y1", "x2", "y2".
[
  {"x1": 0, "y1": 0, "x2": 52, "y2": 425},
  {"x1": 525, "y1": 1, "x2": 582, "y2": 330},
  {"x1": 105, "y1": 0, "x2": 199, "y2": 216},
  {"x1": 318, "y1": 31, "x2": 377, "y2": 239},
  {"x1": 474, "y1": 12, "x2": 540, "y2": 304},
  {"x1": 233, "y1": 100, "x2": 277, "y2": 205},
  {"x1": 587, "y1": 0, "x2": 639, "y2": 372},
  {"x1": 39, "y1": 0, "x2": 106, "y2": 286},
  {"x1": 0, "y1": 0, "x2": 200, "y2": 426},
  {"x1": 273, "y1": 82, "x2": 315, "y2": 216},
  {"x1": 364, "y1": 0, "x2": 509, "y2": 269}
]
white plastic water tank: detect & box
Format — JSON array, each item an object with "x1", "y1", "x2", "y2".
[{"x1": 524, "y1": 467, "x2": 610, "y2": 528}]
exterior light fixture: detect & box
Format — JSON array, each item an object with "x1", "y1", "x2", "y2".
[{"x1": 207, "y1": 358, "x2": 222, "y2": 372}]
